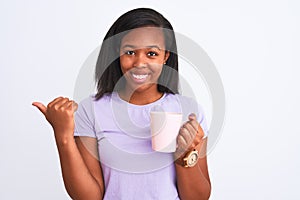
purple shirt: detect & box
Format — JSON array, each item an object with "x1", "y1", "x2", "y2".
[{"x1": 74, "y1": 92, "x2": 208, "y2": 200}]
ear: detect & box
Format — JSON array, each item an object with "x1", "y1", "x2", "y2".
[{"x1": 164, "y1": 51, "x2": 170, "y2": 63}]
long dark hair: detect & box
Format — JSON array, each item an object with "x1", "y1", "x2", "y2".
[{"x1": 94, "y1": 8, "x2": 179, "y2": 100}]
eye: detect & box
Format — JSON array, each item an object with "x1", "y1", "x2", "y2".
[
  {"x1": 124, "y1": 50, "x2": 135, "y2": 55},
  {"x1": 147, "y1": 51, "x2": 158, "y2": 57}
]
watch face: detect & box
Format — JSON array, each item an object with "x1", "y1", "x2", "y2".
[{"x1": 188, "y1": 152, "x2": 198, "y2": 166}]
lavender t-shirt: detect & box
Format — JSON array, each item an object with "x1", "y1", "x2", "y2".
[{"x1": 74, "y1": 92, "x2": 208, "y2": 200}]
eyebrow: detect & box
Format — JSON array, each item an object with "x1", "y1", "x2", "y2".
[{"x1": 121, "y1": 44, "x2": 162, "y2": 51}]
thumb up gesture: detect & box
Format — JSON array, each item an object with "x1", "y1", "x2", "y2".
[{"x1": 32, "y1": 97, "x2": 78, "y2": 139}]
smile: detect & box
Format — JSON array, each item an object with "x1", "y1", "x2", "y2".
[{"x1": 132, "y1": 73, "x2": 149, "y2": 80}]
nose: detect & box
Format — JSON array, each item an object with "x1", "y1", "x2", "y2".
[{"x1": 133, "y1": 52, "x2": 147, "y2": 68}]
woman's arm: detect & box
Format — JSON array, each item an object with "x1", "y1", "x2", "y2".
[
  {"x1": 32, "y1": 97, "x2": 104, "y2": 200},
  {"x1": 175, "y1": 139, "x2": 211, "y2": 200},
  {"x1": 74, "y1": 136, "x2": 105, "y2": 199},
  {"x1": 174, "y1": 114, "x2": 211, "y2": 200},
  {"x1": 56, "y1": 135, "x2": 104, "y2": 200}
]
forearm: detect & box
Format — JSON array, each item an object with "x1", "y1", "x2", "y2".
[
  {"x1": 175, "y1": 140, "x2": 211, "y2": 200},
  {"x1": 174, "y1": 117, "x2": 211, "y2": 200},
  {"x1": 55, "y1": 132, "x2": 103, "y2": 200},
  {"x1": 175, "y1": 162, "x2": 211, "y2": 200}
]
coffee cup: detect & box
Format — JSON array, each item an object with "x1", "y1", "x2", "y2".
[{"x1": 150, "y1": 112, "x2": 183, "y2": 152}]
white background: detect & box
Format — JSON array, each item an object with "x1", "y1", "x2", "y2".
[{"x1": 1, "y1": 0, "x2": 299, "y2": 199}]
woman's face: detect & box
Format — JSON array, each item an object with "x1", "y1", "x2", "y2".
[{"x1": 119, "y1": 27, "x2": 169, "y2": 93}]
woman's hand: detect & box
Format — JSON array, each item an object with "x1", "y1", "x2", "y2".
[
  {"x1": 32, "y1": 97, "x2": 78, "y2": 140},
  {"x1": 174, "y1": 113, "x2": 205, "y2": 162}
]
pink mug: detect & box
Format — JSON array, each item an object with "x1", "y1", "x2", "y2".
[{"x1": 150, "y1": 112, "x2": 183, "y2": 152}]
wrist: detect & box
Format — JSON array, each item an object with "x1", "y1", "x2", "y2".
[
  {"x1": 174, "y1": 149, "x2": 199, "y2": 168},
  {"x1": 54, "y1": 131, "x2": 75, "y2": 147}
]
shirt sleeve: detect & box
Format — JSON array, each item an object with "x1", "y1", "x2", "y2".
[
  {"x1": 177, "y1": 94, "x2": 209, "y2": 138},
  {"x1": 197, "y1": 103, "x2": 209, "y2": 138},
  {"x1": 74, "y1": 96, "x2": 97, "y2": 138}
]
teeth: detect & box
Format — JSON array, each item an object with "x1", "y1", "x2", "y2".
[{"x1": 132, "y1": 73, "x2": 148, "y2": 79}]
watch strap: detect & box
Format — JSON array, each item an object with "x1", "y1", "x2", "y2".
[{"x1": 175, "y1": 149, "x2": 199, "y2": 167}]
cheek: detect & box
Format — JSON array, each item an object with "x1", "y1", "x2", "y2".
[
  {"x1": 149, "y1": 63, "x2": 163, "y2": 76},
  {"x1": 119, "y1": 56, "x2": 132, "y2": 73}
]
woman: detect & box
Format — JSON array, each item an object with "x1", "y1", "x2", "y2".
[{"x1": 33, "y1": 8, "x2": 211, "y2": 200}]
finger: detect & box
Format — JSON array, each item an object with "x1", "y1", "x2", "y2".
[
  {"x1": 50, "y1": 98, "x2": 70, "y2": 109},
  {"x1": 188, "y1": 113, "x2": 199, "y2": 131},
  {"x1": 186, "y1": 122, "x2": 204, "y2": 144},
  {"x1": 176, "y1": 135, "x2": 189, "y2": 154},
  {"x1": 177, "y1": 133, "x2": 188, "y2": 148},
  {"x1": 32, "y1": 102, "x2": 47, "y2": 116},
  {"x1": 182, "y1": 125, "x2": 195, "y2": 146},
  {"x1": 48, "y1": 96, "x2": 64, "y2": 107},
  {"x1": 65, "y1": 100, "x2": 77, "y2": 111},
  {"x1": 197, "y1": 125, "x2": 205, "y2": 138},
  {"x1": 57, "y1": 99, "x2": 72, "y2": 110},
  {"x1": 180, "y1": 126, "x2": 193, "y2": 146},
  {"x1": 175, "y1": 145, "x2": 186, "y2": 158},
  {"x1": 69, "y1": 101, "x2": 78, "y2": 112},
  {"x1": 188, "y1": 113, "x2": 197, "y2": 120},
  {"x1": 182, "y1": 123, "x2": 204, "y2": 148},
  {"x1": 184, "y1": 122, "x2": 198, "y2": 136},
  {"x1": 193, "y1": 132, "x2": 202, "y2": 146}
]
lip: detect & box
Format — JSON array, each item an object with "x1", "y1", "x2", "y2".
[{"x1": 130, "y1": 72, "x2": 150, "y2": 83}]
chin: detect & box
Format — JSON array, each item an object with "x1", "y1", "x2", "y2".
[{"x1": 129, "y1": 83, "x2": 157, "y2": 94}]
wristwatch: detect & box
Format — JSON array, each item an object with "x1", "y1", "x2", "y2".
[{"x1": 177, "y1": 149, "x2": 199, "y2": 168}]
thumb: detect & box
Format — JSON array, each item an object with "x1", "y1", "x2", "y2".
[
  {"x1": 32, "y1": 102, "x2": 47, "y2": 116},
  {"x1": 188, "y1": 113, "x2": 197, "y2": 120}
]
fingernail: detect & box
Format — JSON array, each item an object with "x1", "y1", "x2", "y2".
[{"x1": 189, "y1": 113, "x2": 196, "y2": 118}]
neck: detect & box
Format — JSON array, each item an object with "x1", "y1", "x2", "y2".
[{"x1": 119, "y1": 85, "x2": 163, "y2": 105}]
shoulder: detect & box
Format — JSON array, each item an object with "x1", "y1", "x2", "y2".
[
  {"x1": 165, "y1": 93, "x2": 198, "y2": 106},
  {"x1": 166, "y1": 93, "x2": 206, "y2": 120},
  {"x1": 78, "y1": 93, "x2": 112, "y2": 108},
  {"x1": 76, "y1": 94, "x2": 110, "y2": 118},
  {"x1": 75, "y1": 94, "x2": 112, "y2": 130}
]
